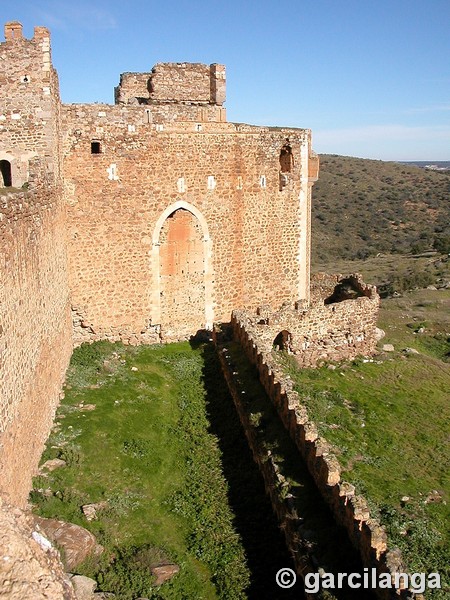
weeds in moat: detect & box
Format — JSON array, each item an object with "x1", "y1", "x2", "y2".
[{"x1": 32, "y1": 342, "x2": 250, "y2": 600}]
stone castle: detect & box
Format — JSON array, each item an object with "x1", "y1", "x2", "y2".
[
  {"x1": 0, "y1": 21, "x2": 379, "y2": 512},
  {"x1": 0, "y1": 21, "x2": 385, "y2": 597},
  {"x1": 0, "y1": 20, "x2": 322, "y2": 504}
]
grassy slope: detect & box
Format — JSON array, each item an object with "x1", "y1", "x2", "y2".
[
  {"x1": 312, "y1": 155, "x2": 450, "y2": 262},
  {"x1": 313, "y1": 253, "x2": 450, "y2": 297},
  {"x1": 32, "y1": 341, "x2": 249, "y2": 600},
  {"x1": 279, "y1": 289, "x2": 449, "y2": 597},
  {"x1": 297, "y1": 155, "x2": 450, "y2": 596}
]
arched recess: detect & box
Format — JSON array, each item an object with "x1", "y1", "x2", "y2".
[
  {"x1": 273, "y1": 330, "x2": 293, "y2": 353},
  {"x1": 151, "y1": 200, "x2": 214, "y2": 336},
  {"x1": 0, "y1": 159, "x2": 12, "y2": 187}
]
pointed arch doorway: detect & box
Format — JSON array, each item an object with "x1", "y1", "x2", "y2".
[{"x1": 151, "y1": 201, "x2": 214, "y2": 340}]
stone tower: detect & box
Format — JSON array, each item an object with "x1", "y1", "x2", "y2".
[{"x1": 0, "y1": 22, "x2": 62, "y2": 188}]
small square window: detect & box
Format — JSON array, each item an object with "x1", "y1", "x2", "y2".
[{"x1": 91, "y1": 141, "x2": 101, "y2": 154}]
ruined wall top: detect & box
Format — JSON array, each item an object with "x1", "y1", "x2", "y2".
[{"x1": 115, "y1": 62, "x2": 226, "y2": 106}]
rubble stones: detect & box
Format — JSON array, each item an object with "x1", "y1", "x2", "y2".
[
  {"x1": 151, "y1": 563, "x2": 180, "y2": 585},
  {"x1": 39, "y1": 458, "x2": 67, "y2": 472},
  {"x1": 70, "y1": 575, "x2": 97, "y2": 600},
  {"x1": 81, "y1": 502, "x2": 108, "y2": 521}
]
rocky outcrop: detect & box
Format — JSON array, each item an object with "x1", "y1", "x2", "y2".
[
  {"x1": 70, "y1": 575, "x2": 97, "y2": 599},
  {"x1": 0, "y1": 497, "x2": 75, "y2": 599}
]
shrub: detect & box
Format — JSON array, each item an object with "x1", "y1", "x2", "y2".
[{"x1": 434, "y1": 234, "x2": 450, "y2": 254}]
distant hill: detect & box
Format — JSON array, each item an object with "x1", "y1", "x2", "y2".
[
  {"x1": 401, "y1": 161, "x2": 450, "y2": 171},
  {"x1": 311, "y1": 154, "x2": 450, "y2": 263}
]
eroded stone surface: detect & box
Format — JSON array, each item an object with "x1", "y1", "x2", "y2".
[
  {"x1": 0, "y1": 497, "x2": 75, "y2": 599},
  {"x1": 40, "y1": 458, "x2": 67, "y2": 472}
]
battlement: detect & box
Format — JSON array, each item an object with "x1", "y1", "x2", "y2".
[
  {"x1": 0, "y1": 21, "x2": 60, "y2": 189},
  {"x1": 3, "y1": 21, "x2": 50, "y2": 44},
  {"x1": 4, "y1": 21, "x2": 23, "y2": 41}
]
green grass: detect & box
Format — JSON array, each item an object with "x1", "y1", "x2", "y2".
[
  {"x1": 32, "y1": 341, "x2": 249, "y2": 600},
  {"x1": 277, "y1": 289, "x2": 450, "y2": 598},
  {"x1": 313, "y1": 253, "x2": 450, "y2": 296}
]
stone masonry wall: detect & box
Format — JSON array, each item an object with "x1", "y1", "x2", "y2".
[
  {"x1": 0, "y1": 22, "x2": 62, "y2": 188},
  {"x1": 0, "y1": 175, "x2": 72, "y2": 506},
  {"x1": 62, "y1": 102, "x2": 315, "y2": 344},
  {"x1": 233, "y1": 273, "x2": 380, "y2": 367},
  {"x1": 230, "y1": 310, "x2": 421, "y2": 600},
  {"x1": 0, "y1": 23, "x2": 71, "y2": 506},
  {"x1": 0, "y1": 20, "x2": 320, "y2": 596}
]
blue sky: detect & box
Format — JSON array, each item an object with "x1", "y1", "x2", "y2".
[{"x1": 3, "y1": 1, "x2": 450, "y2": 160}]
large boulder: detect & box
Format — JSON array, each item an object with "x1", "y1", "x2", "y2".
[{"x1": 34, "y1": 516, "x2": 103, "y2": 571}]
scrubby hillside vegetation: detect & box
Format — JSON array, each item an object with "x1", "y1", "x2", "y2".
[{"x1": 311, "y1": 155, "x2": 450, "y2": 262}]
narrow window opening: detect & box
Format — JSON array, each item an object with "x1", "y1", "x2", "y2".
[
  {"x1": 0, "y1": 160, "x2": 12, "y2": 187},
  {"x1": 279, "y1": 138, "x2": 294, "y2": 173},
  {"x1": 91, "y1": 141, "x2": 101, "y2": 154}
]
